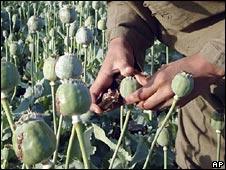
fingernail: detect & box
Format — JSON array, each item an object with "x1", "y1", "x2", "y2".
[
  {"x1": 122, "y1": 67, "x2": 134, "y2": 76},
  {"x1": 141, "y1": 101, "x2": 146, "y2": 107}
]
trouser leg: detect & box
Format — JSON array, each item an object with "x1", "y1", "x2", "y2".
[{"x1": 175, "y1": 95, "x2": 225, "y2": 169}]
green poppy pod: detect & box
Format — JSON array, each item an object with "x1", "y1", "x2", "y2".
[
  {"x1": 5, "y1": 6, "x2": 12, "y2": 14},
  {"x1": 8, "y1": 33, "x2": 16, "y2": 43},
  {"x1": 210, "y1": 112, "x2": 225, "y2": 131},
  {"x1": 12, "y1": 114, "x2": 56, "y2": 166},
  {"x1": 98, "y1": 7, "x2": 104, "y2": 17},
  {"x1": 27, "y1": 15, "x2": 43, "y2": 33},
  {"x1": 28, "y1": 42, "x2": 34, "y2": 54},
  {"x1": 12, "y1": 14, "x2": 18, "y2": 24},
  {"x1": 119, "y1": 76, "x2": 141, "y2": 98},
  {"x1": 3, "y1": 30, "x2": 9, "y2": 38},
  {"x1": 85, "y1": 1, "x2": 92, "y2": 7},
  {"x1": 9, "y1": 41, "x2": 20, "y2": 56},
  {"x1": 1, "y1": 61, "x2": 19, "y2": 95},
  {"x1": 92, "y1": 1, "x2": 101, "y2": 10},
  {"x1": 56, "y1": 80, "x2": 91, "y2": 116},
  {"x1": 43, "y1": 55, "x2": 58, "y2": 82},
  {"x1": 49, "y1": 28, "x2": 57, "y2": 38},
  {"x1": 84, "y1": 16, "x2": 94, "y2": 28},
  {"x1": 97, "y1": 18, "x2": 107, "y2": 30},
  {"x1": 55, "y1": 53, "x2": 82, "y2": 80},
  {"x1": 69, "y1": 21, "x2": 78, "y2": 37},
  {"x1": 75, "y1": 26, "x2": 93, "y2": 47},
  {"x1": 78, "y1": 1, "x2": 85, "y2": 6},
  {"x1": 157, "y1": 127, "x2": 170, "y2": 147},
  {"x1": 59, "y1": 5, "x2": 76, "y2": 24},
  {"x1": 171, "y1": 71, "x2": 194, "y2": 98}
]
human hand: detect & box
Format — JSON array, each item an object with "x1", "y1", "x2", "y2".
[
  {"x1": 90, "y1": 37, "x2": 138, "y2": 114},
  {"x1": 125, "y1": 53, "x2": 224, "y2": 111}
]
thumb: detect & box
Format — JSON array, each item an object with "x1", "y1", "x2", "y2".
[
  {"x1": 121, "y1": 66, "x2": 135, "y2": 76},
  {"x1": 134, "y1": 73, "x2": 151, "y2": 86},
  {"x1": 118, "y1": 62, "x2": 135, "y2": 77}
]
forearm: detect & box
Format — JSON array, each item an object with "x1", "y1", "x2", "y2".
[{"x1": 183, "y1": 53, "x2": 224, "y2": 78}]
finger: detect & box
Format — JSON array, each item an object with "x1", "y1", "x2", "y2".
[
  {"x1": 90, "y1": 92, "x2": 100, "y2": 106},
  {"x1": 152, "y1": 98, "x2": 174, "y2": 111},
  {"x1": 117, "y1": 62, "x2": 136, "y2": 77},
  {"x1": 90, "y1": 103, "x2": 103, "y2": 115},
  {"x1": 90, "y1": 91, "x2": 103, "y2": 114},
  {"x1": 134, "y1": 73, "x2": 151, "y2": 86},
  {"x1": 125, "y1": 83, "x2": 157, "y2": 104},
  {"x1": 136, "y1": 101, "x2": 145, "y2": 109},
  {"x1": 152, "y1": 90, "x2": 198, "y2": 111},
  {"x1": 90, "y1": 68, "x2": 113, "y2": 102},
  {"x1": 142, "y1": 88, "x2": 173, "y2": 110}
]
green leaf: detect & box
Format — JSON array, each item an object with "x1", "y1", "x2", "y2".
[
  {"x1": 143, "y1": 109, "x2": 153, "y2": 121},
  {"x1": 1, "y1": 113, "x2": 9, "y2": 129},
  {"x1": 104, "y1": 108, "x2": 120, "y2": 120},
  {"x1": 61, "y1": 116, "x2": 72, "y2": 135},
  {"x1": 108, "y1": 158, "x2": 124, "y2": 169},
  {"x1": 80, "y1": 111, "x2": 94, "y2": 123},
  {"x1": 12, "y1": 96, "x2": 33, "y2": 117},
  {"x1": 92, "y1": 124, "x2": 132, "y2": 161},
  {"x1": 38, "y1": 78, "x2": 51, "y2": 97},
  {"x1": 2, "y1": 128, "x2": 12, "y2": 142},
  {"x1": 12, "y1": 78, "x2": 53, "y2": 117},
  {"x1": 129, "y1": 135, "x2": 149, "y2": 167},
  {"x1": 83, "y1": 126, "x2": 96, "y2": 159},
  {"x1": 63, "y1": 158, "x2": 98, "y2": 169}
]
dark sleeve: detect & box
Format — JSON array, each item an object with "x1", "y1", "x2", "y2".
[
  {"x1": 199, "y1": 22, "x2": 225, "y2": 71},
  {"x1": 106, "y1": 1, "x2": 155, "y2": 70}
]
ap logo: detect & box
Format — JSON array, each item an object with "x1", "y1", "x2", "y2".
[{"x1": 212, "y1": 161, "x2": 224, "y2": 168}]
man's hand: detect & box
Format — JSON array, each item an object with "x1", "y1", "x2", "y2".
[
  {"x1": 125, "y1": 53, "x2": 225, "y2": 111},
  {"x1": 90, "y1": 37, "x2": 137, "y2": 114}
]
